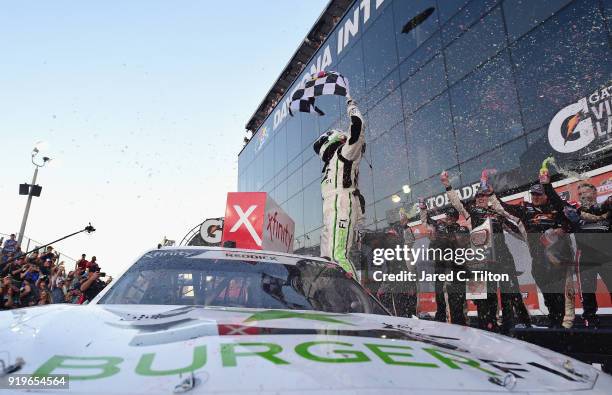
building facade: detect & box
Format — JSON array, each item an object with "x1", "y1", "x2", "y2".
[{"x1": 238, "y1": 0, "x2": 612, "y2": 254}]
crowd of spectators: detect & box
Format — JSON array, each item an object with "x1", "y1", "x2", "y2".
[{"x1": 0, "y1": 234, "x2": 111, "y2": 310}]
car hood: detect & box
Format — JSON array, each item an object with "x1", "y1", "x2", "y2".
[{"x1": 1, "y1": 304, "x2": 610, "y2": 394}]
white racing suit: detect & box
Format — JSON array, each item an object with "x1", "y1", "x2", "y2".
[{"x1": 319, "y1": 101, "x2": 366, "y2": 278}]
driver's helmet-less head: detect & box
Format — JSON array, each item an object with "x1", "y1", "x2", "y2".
[{"x1": 313, "y1": 129, "x2": 348, "y2": 160}]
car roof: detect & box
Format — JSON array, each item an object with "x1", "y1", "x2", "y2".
[{"x1": 146, "y1": 246, "x2": 331, "y2": 265}]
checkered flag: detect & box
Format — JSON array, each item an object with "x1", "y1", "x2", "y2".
[{"x1": 289, "y1": 70, "x2": 350, "y2": 116}]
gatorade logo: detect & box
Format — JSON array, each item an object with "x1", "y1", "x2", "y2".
[{"x1": 548, "y1": 83, "x2": 612, "y2": 154}]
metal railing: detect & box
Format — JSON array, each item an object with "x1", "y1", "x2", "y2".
[{"x1": 0, "y1": 232, "x2": 77, "y2": 267}]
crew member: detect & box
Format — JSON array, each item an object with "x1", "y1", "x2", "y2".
[
  {"x1": 376, "y1": 225, "x2": 417, "y2": 318},
  {"x1": 313, "y1": 98, "x2": 365, "y2": 279},
  {"x1": 419, "y1": 200, "x2": 466, "y2": 325},
  {"x1": 556, "y1": 182, "x2": 611, "y2": 327},
  {"x1": 441, "y1": 171, "x2": 531, "y2": 332},
  {"x1": 491, "y1": 178, "x2": 575, "y2": 329}
]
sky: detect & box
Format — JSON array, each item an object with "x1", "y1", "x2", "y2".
[{"x1": 0, "y1": 0, "x2": 329, "y2": 276}]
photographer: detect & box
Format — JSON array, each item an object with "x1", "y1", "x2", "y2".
[
  {"x1": 1, "y1": 276, "x2": 19, "y2": 309},
  {"x1": 80, "y1": 269, "x2": 111, "y2": 303}
]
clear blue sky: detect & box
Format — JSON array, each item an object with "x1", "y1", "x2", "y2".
[{"x1": 0, "y1": 0, "x2": 328, "y2": 276}]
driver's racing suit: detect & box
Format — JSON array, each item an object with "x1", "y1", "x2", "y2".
[{"x1": 319, "y1": 100, "x2": 366, "y2": 278}]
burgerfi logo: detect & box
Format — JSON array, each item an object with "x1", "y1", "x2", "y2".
[{"x1": 548, "y1": 83, "x2": 612, "y2": 154}]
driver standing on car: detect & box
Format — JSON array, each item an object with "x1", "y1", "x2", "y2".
[{"x1": 313, "y1": 97, "x2": 365, "y2": 280}]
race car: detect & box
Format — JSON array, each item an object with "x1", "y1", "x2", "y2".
[{"x1": 1, "y1": 246, "x2": 610, "y2": 394}]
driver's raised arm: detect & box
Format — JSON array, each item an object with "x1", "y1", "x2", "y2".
[{"x1": 340, "y1": 98, "x2": 365, "y2": 161}]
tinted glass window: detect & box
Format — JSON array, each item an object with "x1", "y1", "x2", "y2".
[
  {"x1": 262, "y1": 138, "x2": 275, "y2": 185},
  {"x1": 511, "y1": 0, "x2": 610, "y2": 132},
  {"x1": 302, "y1": 153, "x2": 321, "y2": 187},
  {"x1": 358, "y1": 150, "x2": 375, "y2": 209},
  {"x1": 371, "y1": 123, "x2": 410, "y2": 201},
  {"x1": 302, "y1": 180, "x2": 323, "y2": 233},
  {"x1": 363, "y1": 7, "x2": 399, "y2": 90},
  {"x1": 337, "y1": 39, "x2": 366, "y2": 101},
  {"x1": 301, "y1": 112, "x2": 318, "y2": 151},
  {"x1": 276, "y1": 179, "x2": 288, "y2": 205},
  {"x1": 286, "y1": 116, "x2": 302, "y2": 162},
  {"x1": 367, "y1": 89, "x2": 403, "y2": 140},
  {"x1": 399, "y1": 32, "x2": 441, "y2": 82},
  {"x1": 275, "y1": 166, "x2": 287, "y2": 188},
  {"x1": 394, "y1": 0, "x2": 439, "y2": 62},
  {"x1": 459, "y1": 138, "x2": 527, "y2": 190},
  {"x1": 99, "y1": 252, "x2": 387, "y2": 315},
  {"x1": 274, "y1": 125, "x2": 288, "y2": 174},
  {"x1": 287, "y1": 155, "x2": 302, "y2": 177},
  {"x1": 262, "y1": 178, "x2": 273, "y2": 194},
  {"x1": 243, "y1": 165, "x2": 252, "y2": 192},
  {"x1": 287, "y1": 168, "x2": 302, "y2": 199},
  {"x1": 364, "y1": 69, "x2": 401, "y2": 112},
  {"x1": 410, "y1": 169, "x2": 458, "y2": 202},
  {"x1": 363, "y1": 203, "x2": 376, "y2": 228},
  {"x1": 436, "y1": 0, "x2": 469, "y2": 24},
  {"x1": 503, "y1": 0, "x2": 572, "y2": 42},
  {"x1": 286, "y1": 193, "x2": 304, "y2": 237},
  {"x1": 450, "y1": 50, "x2": 524, "y2": 162},
  {"x1": 521, "y1": 127, "x2": 559, "y2": 178},
  {"x1": 303, "y1": 227, "x2": 322, "y2": 250},
  {"x1": 406, "y1": 93, "x2": 458, "y2": 183},
  {"x1": 401, "y1": 53, "x2": 446, "y2": 116},
  {"x1": 444, "y1": 6, "x2": 506, "y2": 85},
  {"x1": 375, "y1": 194, "x2": 401, "y2": 225},
  {"x1": 253, "y1": 155, "x2": 264, "y2": 191},
  {"x1": 441, "y1": 0, "x2": 498, "y2": 45},
  {"x1": 316, "y1": 94, "x2": 341, "y2": 134}
]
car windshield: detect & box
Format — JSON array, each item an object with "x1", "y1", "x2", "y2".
[{"x1": 97, "y1": 250, "x2": 387, "y2": 315}]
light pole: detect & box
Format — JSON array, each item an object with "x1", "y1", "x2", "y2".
[{"x1": 17, "y1": 147, "x2": 51, "y2": 247}]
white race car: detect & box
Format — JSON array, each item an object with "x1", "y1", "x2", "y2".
[{"x1": 1, "y1": 247, "x2": 610, "y2": 394}]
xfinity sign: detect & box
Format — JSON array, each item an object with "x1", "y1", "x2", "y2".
[{"x1": 222, "y1": 192, "x2": 295, "y2": 253}]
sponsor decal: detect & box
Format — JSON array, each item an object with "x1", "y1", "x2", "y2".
[
  {"x1": 265, "y1": 211, "x2": 293, "y2": 252},
  {"x1": 229, "y1": 204, "x2": 262, "y2": 246},
  {"x1": 597, "y1": 177, "x2": 612, "y2": 201},
  {"x1": 425, "y1": 183, "x2": 480, "y2": 210},
  {"x1": 32, "y1": 341, "x2": 587, "y2": 383},
  {"x1": 224, "y1": 252, "x2": 277, "y2": 261},
  {"x1": 142, "y1": 250, "x2": 198, "y2": 259},
  {"x1": 222, "y1": 193, "x2": 267, "y2": 250},
  {"x1": 199, "y1": 218, "x2": 223, "y2": 245},
  {"x1": 548, "y1": 83, "x2": 612, "y2": 154},
  {"x1": 218, "y1": 324, "x2": 260, "y2": 336},
  {"x1": 241, "y1": 310, "x2": 355, "y2": 326}
]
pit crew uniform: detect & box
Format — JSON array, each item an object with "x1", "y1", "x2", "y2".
[
  {"x1": 446, "y1": 186, "x2": 531, "y2": 332},
  {"x1": 314, "y1": 99, "x2": 366, "y2": 278},
  {"x1": 495, "y1": 183, "x2": 575, "y2": 328},
  {"x1": 562, "y1": 195, "x2": 611, "y2": 327},
  {"x1": 420, "y1": 206, "x2": 466, "y2": 325}
]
